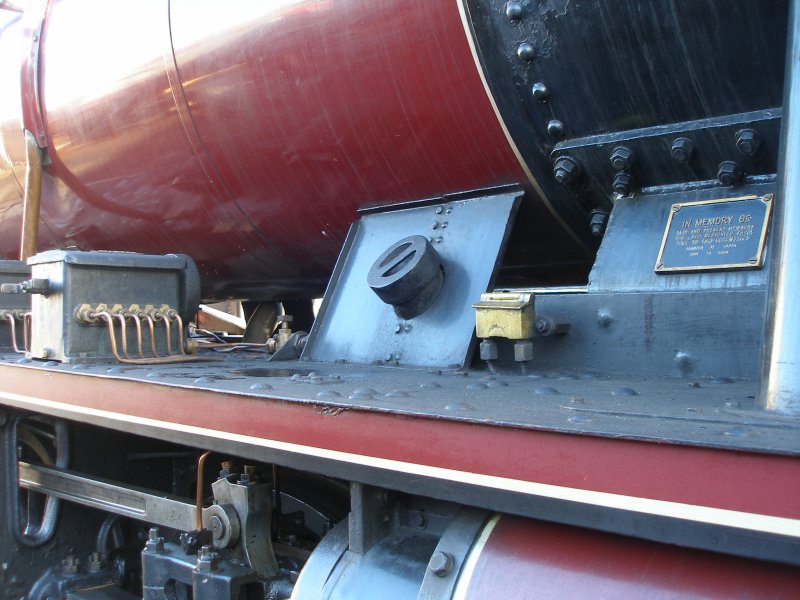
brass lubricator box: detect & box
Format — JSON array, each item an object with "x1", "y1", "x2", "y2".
[{"x1": 472, "y1": 292, "x2": 535, "y2": 340}]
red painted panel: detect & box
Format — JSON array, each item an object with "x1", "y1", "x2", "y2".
[
  {"x1": 0, "y1": 0, "x2": 561, "y2": 298},
  {"x1": 168, "y1": 0, "x2": 525, "y2": 278},
  {"x1": 33, "y1": 0, "x2": 285, "y2": 297},
  {"x1": 1, "y1": 365, "x2": 798, "y2": 521},
  {"x1": 0, "y1": 9, "x2": 28, "y2": 252},
  {"x1": 464, "y1": 516, "x2": 800, "y2": 599}
]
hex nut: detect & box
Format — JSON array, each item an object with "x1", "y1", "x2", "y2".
[
  {"x1": 612, "y1": 172, "x2": 634, "y2": 196},
  {"x1": 479, "y1": 339, "x2": 499, "y2": 362},
  {"x1": 735, "y1": 128, "x2": 761, "y2": 156},
  {"x1": 717, "y1": 161, "x2": 742, "y2": 186},
  {"x1": 514, "y1": 340, "x2": 534, "y2": 362},
  {"x1": 589, "y1": 209, "x2": 609, "y2": 237},
  {"x1": 671, "y1": 137, "x2": 694, "y2": 163},
  {"x1": 553, "y1": 156, "x2": 580, "y2": 184},
  {"x1": 428, "y1": 551, "x2": 454, "y2": 577},
  {"x1": 610, "y1": 146, "x2": 634, "y2": 171}
]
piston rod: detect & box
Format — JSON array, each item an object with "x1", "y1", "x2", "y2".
[{"x1": 18, "y1": 461, "x2": 200, "y2": 532}]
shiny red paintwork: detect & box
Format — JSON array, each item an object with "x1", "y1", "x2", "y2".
[
  {"x1": 464, "y1": 516, "x2": 800, "y2": 599},
  {"x1": 0, "y1": 0, "x2": 580, "y2": 298}
]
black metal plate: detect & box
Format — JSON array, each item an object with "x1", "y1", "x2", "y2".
[{"x1": 655, "y1": 194, "x2": 772, "y2": 273}]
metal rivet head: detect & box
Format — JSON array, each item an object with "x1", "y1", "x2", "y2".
[
  {"x1": 531, "y1": 82, "x2": 549, "y2": 101},
  {"x1": 505, "y1": 1, "x2": 523, "y2": 20},
  {"x1": 612, "y1": 387, "x2": 638, "y2": 396},
  {"x1": 597, "y1": 309, "x2": 613, "y2": 327},
  {"x1": 547, "y1": 119, "x2": 565, "y2": 140},
  {"x1": 517, "y1": 42, "x2": 535, "y2": 62},
  {"x1": 429, "y1": 551, "x2": 454, "y2": 577},
  {"x1": 670, "y1": 137, "x2": 694, "y2": 163}
]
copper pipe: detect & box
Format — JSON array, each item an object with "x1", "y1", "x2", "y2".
[
  {"x1": 140, "y1": 313, "x2": 159, "y2": 357},
  {"x1": 174, "y1": 313, "x2": 186, "y2": 355},
  {"x1": 125, "y1": 312, "x2": 144, "y2": 358},
  {"x1": 95, "y1": 311, "x2": 219, "y2": 365},
  {"x1": 113, "y1": 313, "x2": 130, "y2": 359},
  {"x1": 195, "y1": 451, "x2": 212, "y2": 529},
  {"x1": 96, "y1": 312, "x2": 122, "y2": 361},
  {"x1": 19, "y1": 131, "x2": 44, "y2": 261},
  {"x1": 23, "y1": 312, "x2": 31, "y2": 352},
  {"x1": 158, "y1": 313, "x2": 173, "y2": 355},
  {"x1": 5, "y1": 315, "x2": 22, "y2": 354}
]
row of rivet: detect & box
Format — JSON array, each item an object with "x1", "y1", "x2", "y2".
[
  {"x1": 505, "y1": 2, "x2": 563, "y2": 140},
  {"x1": 505, "y1": 1, "x2": 608, "y2": 232}
]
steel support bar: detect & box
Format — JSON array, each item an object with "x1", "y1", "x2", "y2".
[{"x1": 761, "y1": 0, "x2": 800, "y2": 414}]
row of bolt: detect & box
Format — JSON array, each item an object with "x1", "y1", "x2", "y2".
[
  {"x1": 554, "y1": 128, "x2": 761, "y2": 193},
  {"x1": 60, "y1": 552, "x2": 107, "y2": 575},
  {"x1": 147, "y1": 528, "x2": 220, "y2": 573},
  {"x1": 220, "y1": 461, "x2": 259, "y2": 485}
]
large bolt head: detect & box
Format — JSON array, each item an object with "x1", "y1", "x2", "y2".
[
  {"x1": 735, "y1": 128, "x2": 761, "y2": 156},
  {"x1": 717, "y1": 161, "x2": 742, "y2": 186},
  {"x1": 609, "y1": 146, "x2": 634, "y2": 171},
  {"x1": 671, "y1": 137, "x2": 694, "y2": 163},
  {"x1": 553, "y1": 156, "x2": 580, "y2": 184},
  {"x1": 589, "y1": 209, "x2": 609, "y2": 237},
  {"x1": 429, "y1": 551, "x2": 455, "y2": 577},
  {"x1": 612, "y1": 172, "x2": 633, "y2": 196}
]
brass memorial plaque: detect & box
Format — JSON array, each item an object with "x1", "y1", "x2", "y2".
[{"x1": 655, "y1": 194, "x2": 773, "y2": 273}]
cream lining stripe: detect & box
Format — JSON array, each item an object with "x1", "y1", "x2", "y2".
[{"x1": 1, "y1": 390, "x2": 798, "y2": 539}]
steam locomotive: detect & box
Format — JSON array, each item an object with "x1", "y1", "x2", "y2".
[{"x1": 0, "y1": 1, "x2": 798, "y2": 598}]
